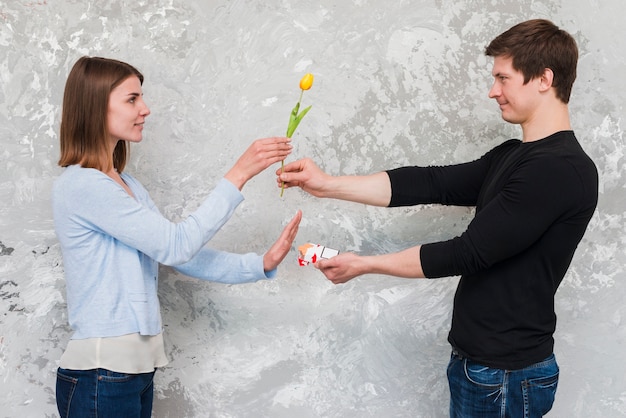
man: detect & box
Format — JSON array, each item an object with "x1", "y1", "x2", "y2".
[{"x1": 277, "y1": 19, "x2": 598, "y2": 417}]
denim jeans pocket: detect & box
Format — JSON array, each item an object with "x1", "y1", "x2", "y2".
[
  {"x1": 56, "y1": 368, "x2": 79, "y2": 418},
  {"x1": 464, "y1": 360, "x2": 504, "y2": 388},
  {"x1": 521, "y1": 370, "x2": 559, "y2": 416},
  {"x1": 98, "y1": 369, "x2": 134, "y2": 383}
]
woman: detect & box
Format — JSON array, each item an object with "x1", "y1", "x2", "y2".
[{"x1": 53, "y1": 56, "x2": 301, "y2": 417}]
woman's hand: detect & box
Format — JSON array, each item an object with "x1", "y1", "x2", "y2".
[
  {"x1": 225, "y1": 137, "x2": 292, "y2": 190},
  {"x1": 263, "y1": 210, "x2": 303, "y2": 272}
]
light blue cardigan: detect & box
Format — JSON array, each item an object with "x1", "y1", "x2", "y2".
[{"x1": 52, "y1": 165, "x2": 274, "y2": 340}]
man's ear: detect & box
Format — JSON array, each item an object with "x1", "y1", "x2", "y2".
[{"x1": 539, "y1": 68, "x2": 554, "y2": 92}]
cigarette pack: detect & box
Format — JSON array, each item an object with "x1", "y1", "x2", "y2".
[{"x1": 297, "y1": 243, "x2": 339, "y2": 266}]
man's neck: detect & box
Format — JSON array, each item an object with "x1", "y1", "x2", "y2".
[{"x1": 521, "y1": 101, "x2": 571, "y2": 142}]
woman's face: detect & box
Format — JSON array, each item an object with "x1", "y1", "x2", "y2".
[{"x1": 107, "y1": 75, "x2": 150, "y2": 146}]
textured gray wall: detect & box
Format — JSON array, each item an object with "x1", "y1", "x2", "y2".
[{"x1": 1, "y1": 1, "x2": 624, "y2": 417}]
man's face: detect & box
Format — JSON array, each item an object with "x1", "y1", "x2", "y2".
[{"x1": 488, "y1": 55, "x2": 541, "y2": 125}]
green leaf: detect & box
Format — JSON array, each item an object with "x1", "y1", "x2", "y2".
[
  {"x1": 296, "y1": 105, "x2": 312, "y2": 122},
  {"x1": 286, "y1": 104, "x2": 312, "y2": 137},
  {"x1": 286, "y1": 122, "x2": 296, "y2": 137},
  {"x1": 286, "y1": 102, "x2": 300, "y2": 137}
]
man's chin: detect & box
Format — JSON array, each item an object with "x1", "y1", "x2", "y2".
[{"x1": 500, "y1": 113, "x2": 517, "y2": 124}]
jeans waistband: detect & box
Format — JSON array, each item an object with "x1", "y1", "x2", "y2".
[{"x1": 451, "y1": 348, "x2": 464, "y2": 359}]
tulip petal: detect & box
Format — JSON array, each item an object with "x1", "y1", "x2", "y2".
[{"x1": 299, "y1": 73, "x2": 314, "y2": 90}]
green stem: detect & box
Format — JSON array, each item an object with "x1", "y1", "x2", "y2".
[
  {"x1": 280, "y1": 89, "x2": 305, "y2": 198},
  {"x1": 280, "y1": 160, "x2": 285, "y2": 197}
]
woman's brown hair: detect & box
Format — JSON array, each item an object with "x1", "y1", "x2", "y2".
[{"x1": 59, "y1": 56, "x2": 144, "y2": 173}]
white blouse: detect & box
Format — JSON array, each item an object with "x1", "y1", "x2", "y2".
[{"x1": 59, "y1": 332, "x2": 168, "y2": 373}]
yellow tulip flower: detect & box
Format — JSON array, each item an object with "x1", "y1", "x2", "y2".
[
  {"x1": 280, "y1": 73, "x2": 314, "y2": 197},
  {"x1": 299, "y1": 73, "x2": 314, "y2": 91}
]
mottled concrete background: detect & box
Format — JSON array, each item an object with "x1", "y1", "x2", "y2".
[{"x1": 1, "y1": 1, "x2": 624, "y2": 417}]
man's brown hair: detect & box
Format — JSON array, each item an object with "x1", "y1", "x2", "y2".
[
  {"x1": 485, "y1": 19, "x2": 578, "y2": 104},
  {"x1": 59, "y1": 56, "x2": 144, "y2": 173}
]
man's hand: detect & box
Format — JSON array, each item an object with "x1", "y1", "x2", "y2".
[
  {"x1": 277, "y1": 158, "x2": 392, "y2": 206},
  {"x1": 315, "y1": 246, "x2": 425, "y2": 283},
  {"x1": 314, "y1": 252, "x2": 366, "y2": 284},
  {"x1": 276, "y1": 158, "x2": 331, "y2": 197}
]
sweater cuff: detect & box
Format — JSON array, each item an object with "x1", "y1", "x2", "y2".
[
  {"x1": 420, "y1": 241, "x2": 450, "y2": 279},
  {"x1": 255, "y1": 254, "x2": 277, "y2": 280},
  {"x1": 218, "y1": 177, "x2": 245, "y2": 202}
]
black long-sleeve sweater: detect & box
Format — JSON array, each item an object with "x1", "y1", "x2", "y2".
[{"x1": 387, "y1": 131, "x2": 598, "y2": 369}]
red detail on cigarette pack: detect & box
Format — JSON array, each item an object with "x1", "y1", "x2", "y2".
[{"x1": 298, "y1": 243, "x2": 339, "y2": 266}]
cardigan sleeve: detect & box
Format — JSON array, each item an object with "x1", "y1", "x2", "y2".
[
  {"x1": 173, "y1": 247, "x2": 275, "y2": 284},
  {"x1": 54, "y1": 167, "x2": 245, "y2": 266}
]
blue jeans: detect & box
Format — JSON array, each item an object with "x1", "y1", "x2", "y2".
[
  {"x1": 56, "y1": 367, "x2": 155, "y2": 418},
  {"x1": 447, "y1": 351, "x2": 559, "y2": 418}
]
